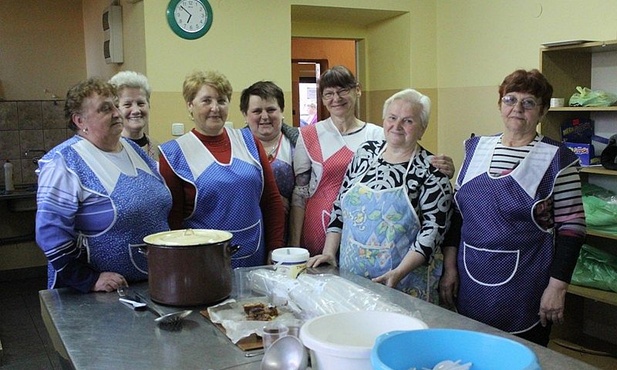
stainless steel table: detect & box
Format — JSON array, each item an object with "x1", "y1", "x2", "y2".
[{"x1": 40, "y1": 267, "x2": 597, "y2": 370}]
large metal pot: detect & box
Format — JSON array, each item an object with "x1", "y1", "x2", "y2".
[{"x1": 142, "y1": 229, "x2": 239, "y2": 306}]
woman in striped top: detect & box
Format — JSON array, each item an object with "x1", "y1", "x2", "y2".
[{"x1": 440, "y1": 69, "x2": 586, "y2": 346}]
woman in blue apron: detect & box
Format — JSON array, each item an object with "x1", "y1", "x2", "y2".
[
  {"x1": 159, "y1": 71, "x2": 285, "y2": 268},
  {"x1": 36, "y1": 78, "x2": 172, "y2": 293},
  {"x1": 308, "y1": 89, "x2": 453, "y2": 304},
  {"x1": 440, "y1": 69, "x2": 586, "y2": 346}
]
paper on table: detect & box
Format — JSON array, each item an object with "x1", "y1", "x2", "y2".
[{"x1": 207, "y1": 297, "x2": 297, "y2": 343}]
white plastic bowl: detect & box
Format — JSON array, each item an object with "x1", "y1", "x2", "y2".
[{"x1": 299, "y1": 311, "x2": 427, "y2": 370}]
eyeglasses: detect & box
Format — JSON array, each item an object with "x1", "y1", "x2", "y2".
[
  {"x1": 501, "y1": 95, "x2": 540, "y2": 110},
  {"x1": 322, "y1": 87, "x2": 352, "y2": 100}
]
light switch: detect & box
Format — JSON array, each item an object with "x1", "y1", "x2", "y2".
[{"x1": 171, "y1": 123, "x2": 185, "y2": 136}]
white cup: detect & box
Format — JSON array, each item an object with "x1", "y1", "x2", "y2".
[{"x1": 550, "y1": 98, "x2": 565, "y2": 107}]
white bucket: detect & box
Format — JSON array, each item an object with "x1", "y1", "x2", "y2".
[
  {"x1": 299, "y1": 311, "x2": 428, "y2": 370},
  {"x1": 271, "y1": 247, "x2": 309, "y2": 278}
]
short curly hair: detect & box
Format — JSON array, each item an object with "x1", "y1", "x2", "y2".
[
  {"x1": 109, "y1": 71, "x2": 151, "y2": 102},
  {"x1": 498, "y1": 69, "x2": 553, "y2": 108},
  {"x1": 64, "y1": 78, "x2": 117, "y2": 131}
]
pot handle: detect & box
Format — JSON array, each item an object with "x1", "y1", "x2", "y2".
[
  {"x1": 130, "y1": 243, "x2": 148, "y2": 256},
  {"x1": 226, "y1": 244, "x2": 240, "y2": 257}
]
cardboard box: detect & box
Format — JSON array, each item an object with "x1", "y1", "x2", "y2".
[
  {"x1": 565, "y1": 142, "x2": 600, "y2": 166},
  {"x1": 562, "y1": 118, "x2": 594, "y2": 143}
]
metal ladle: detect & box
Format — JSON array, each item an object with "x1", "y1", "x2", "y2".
[
  {"x1": 134, "y1": 292, "x2": 192, "y2": 329},
  {"x1": 260, "y1": 336, "x2": 308, "y2": 370}
]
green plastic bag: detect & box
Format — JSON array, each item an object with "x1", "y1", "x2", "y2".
[
  {"x1": 581, "y1": 183, "x2": 617, "y2": 233},
  {"x1": 569, "y1": 86, "x2": 617, "y2": 107},
  {"x1": 571, "y1": 244, "x2": 617, "y2": 293}
]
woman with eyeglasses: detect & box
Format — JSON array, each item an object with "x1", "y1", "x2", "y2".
[
  {"x1": 287, "y1": 66, "x2": 384, "y2": 256},
  {"x1": 289, "y1": 65, "x2": 455, "y2": 256},
  {"x1": 440, "y1": 69, "x2": 586, "y2": 346}
]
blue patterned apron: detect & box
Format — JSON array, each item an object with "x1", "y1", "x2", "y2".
[
  {"x1": 159, "y1": 128, "x2": 265, "y2": 268},
  {"x1": 50, "y1": 139, "x2": 171, "y2": 285},
  {"x1": 455, "y1": 135, "x2": 575, "y2": 333},
  {"x1": 339, "y1": 146, "x2": 441, "y2": 303}
]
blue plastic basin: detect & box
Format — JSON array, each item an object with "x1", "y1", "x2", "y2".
[{"x1": 371, "y1": 329, "x2": 541, "y2": 370}]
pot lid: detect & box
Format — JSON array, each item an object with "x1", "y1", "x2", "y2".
[{"x1": 144, "y1": 229, "x2": 232, "y2": 246}]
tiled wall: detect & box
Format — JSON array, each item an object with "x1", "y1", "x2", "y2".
[{"x1": 0, "y1": 100, "x2": 71, "y2": 186}]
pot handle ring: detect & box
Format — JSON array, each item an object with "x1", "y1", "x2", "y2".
[
  {"x1": 226, "y1": 244, "x2": 240, "y2": 257},
  {"x1": 130, "y1": 243, "x2": 148, "y2": 256}
]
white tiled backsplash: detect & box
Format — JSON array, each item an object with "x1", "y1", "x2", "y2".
[{"x1": 0, "y1": 100, "x2": 72, "y2": 185}]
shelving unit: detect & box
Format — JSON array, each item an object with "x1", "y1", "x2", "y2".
[{"x1": 541, "y1": 40, "x2": 617, "y2": 368}]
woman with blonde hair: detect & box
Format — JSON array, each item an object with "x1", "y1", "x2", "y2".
[{"x1": 159, "y1": 71, "x2": 284, "y2": 268}]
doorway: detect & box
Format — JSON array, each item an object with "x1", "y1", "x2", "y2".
[
  {"x1": 290, "y1": 38, "x2": 357, "y2": 127},
  {"x1": 291, "y1": 60, "x2": 326, "y2": 128}
]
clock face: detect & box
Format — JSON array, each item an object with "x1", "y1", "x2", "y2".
[{"x1": 167, "y1": 0, "x2": 213, "y2": 40}]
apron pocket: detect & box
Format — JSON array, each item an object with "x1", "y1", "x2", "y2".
[
  {"x1": 340, "y1": 237, "x2": 392, "y2": 278},
  {"x1": 463, "y1": 242, "x2": 519, "y2": 286}
]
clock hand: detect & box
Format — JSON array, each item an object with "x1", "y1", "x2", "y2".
[{"x1": 180, "y1": 5, "x2": 192, "y2": 23}]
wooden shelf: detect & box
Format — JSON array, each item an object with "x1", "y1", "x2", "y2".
[
  {"x1": 567, "y1": 284, "x2": 617, "y2": 306},
  {"x1": 580, "y1": 166, "x2": 617, "y2": 176},
  {"x1": 587, "y1": 229, "x2": 617, "y2": 240},
  {"x1": 549, "y1": 106, "x2": 617, "y2": 112}
]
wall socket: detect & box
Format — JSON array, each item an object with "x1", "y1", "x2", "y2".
[{"x1": 171, "y1": 123, "x2": 185, "y2": 136}]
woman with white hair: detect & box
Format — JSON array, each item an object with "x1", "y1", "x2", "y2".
[
  {"x1": 109, "y1": 71, "x2": 160, "y2": 161},
  {"x1": 307, "y1": 88, "x2": 453, "y2": 303}
]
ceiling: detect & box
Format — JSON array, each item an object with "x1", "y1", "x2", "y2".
[{"x1": 291, "y1": 5, "x2": 406, "y2": 27}]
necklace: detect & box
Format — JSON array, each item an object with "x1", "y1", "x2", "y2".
[{"x1": 264, "y1": 133, "x2": 283, "y2": 162}]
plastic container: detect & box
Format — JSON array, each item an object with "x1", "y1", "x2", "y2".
[
  {"x1": 4, "y1": 160, "x2": 14, "y2": 192},
  {"x1": 299, "y1": 311, "x2": 427, "y2": 370},
  {"x1": 271, "y1": 247, "x2": 309, "y2": 278},
  {"x1": 371, "y1": 329, "x2": 540, "y2": 370}
]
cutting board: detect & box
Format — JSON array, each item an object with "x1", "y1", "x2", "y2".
[{"x1": 200, "y1": 310, "x2": 263, "y2": 351}]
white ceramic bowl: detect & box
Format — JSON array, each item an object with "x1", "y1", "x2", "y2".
[{"x1": 299, "y1": 310, "x2": 427, "y2": 370}]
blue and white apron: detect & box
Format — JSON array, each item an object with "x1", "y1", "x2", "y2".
[
  {"x1": 455, "y1": 135, "x2": 576, "y2": 333},
  {"x1": 160, "y1": 128, "x2": 265, "y2": 268},
  {"x1": 339, "y1": 145, "x2": 441, "y2": 303},
  {"x1": 49, "y1": 139, "x2": 171, "y2": 287}
]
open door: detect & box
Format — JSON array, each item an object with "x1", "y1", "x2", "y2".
[{"x1": 291, "y1": 60, "x2": 328, "y2": 127}]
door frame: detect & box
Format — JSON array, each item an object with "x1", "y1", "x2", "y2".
[{"x1": 291, "y1": 59, "x2": 328, "y2": 127}]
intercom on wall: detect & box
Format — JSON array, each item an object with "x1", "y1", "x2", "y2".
[{"x1": 103, "y1": 5, "x2": 123, "y2": 64}]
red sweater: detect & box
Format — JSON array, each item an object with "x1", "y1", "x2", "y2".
[{"x1": 159, "y1": 128, "x2": 284, "y2": 251}]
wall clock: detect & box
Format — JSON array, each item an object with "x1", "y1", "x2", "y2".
[{"x1": 166, "y1": 0, "x2": 213, "y2": 40}]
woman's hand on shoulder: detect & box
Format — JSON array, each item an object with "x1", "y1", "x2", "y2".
[
  {"x1": 307, "y1": 253, "x2": 337, "y2": 268},
  {"x1": 430, "y1": 154, "x2": 455, "y2": 179}
]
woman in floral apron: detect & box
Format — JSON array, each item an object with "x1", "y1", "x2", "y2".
[{"x1": 307, "y1": 89, "x2": 453, "y2": 304}]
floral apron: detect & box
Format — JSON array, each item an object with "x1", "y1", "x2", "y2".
[{"x1": 339, "y1": 146, "x2": 441, "y2": 303}]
